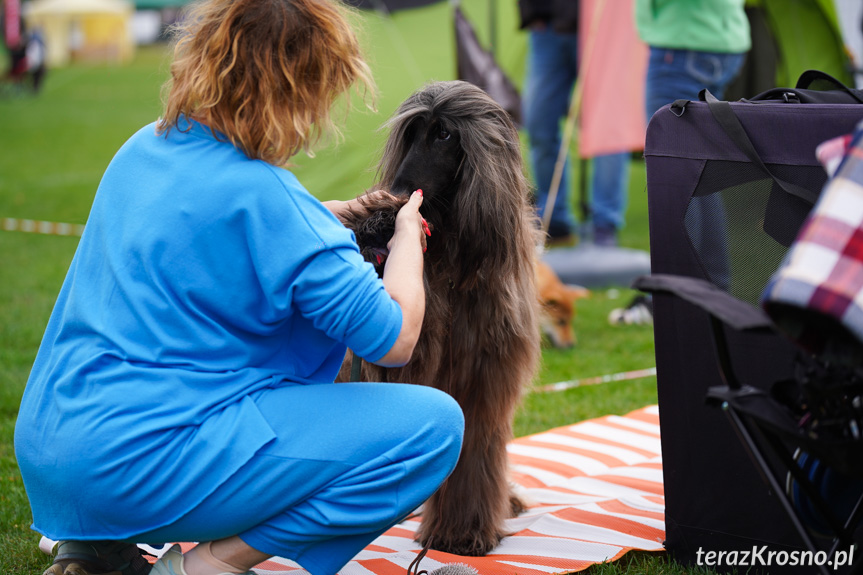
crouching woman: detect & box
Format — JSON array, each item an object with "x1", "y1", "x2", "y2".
[{"x1": 14, "y1": 1, "x2": 464, "y2": 574}]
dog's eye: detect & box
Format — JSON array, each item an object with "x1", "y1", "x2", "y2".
[{"x1": 438, "y1": 129, "x2": 451, "y2": 141}]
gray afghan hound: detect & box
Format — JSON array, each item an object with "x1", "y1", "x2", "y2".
[{"x1": 338, "y1": 80, "x2": 542, "y2": 556}]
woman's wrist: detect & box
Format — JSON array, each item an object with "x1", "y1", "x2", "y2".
[{"x1": 323, "y1": 199, "x2": 347, "y2": 219}]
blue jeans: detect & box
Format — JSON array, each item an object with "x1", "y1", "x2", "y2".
[
  {"x1": 522, "y1": 27, "x2": 630, "y2": 238},
  {"x1": 645, "y1": 47, "x2": 746, "y2": 291},
  {"x1": 645, "y1": 47, "x2": 747, "y2": 119}
]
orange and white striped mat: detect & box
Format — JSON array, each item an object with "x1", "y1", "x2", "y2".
[
  {"x1": 42, "y1": 405, "x2": 665, "y2": 574},
  {"x1": 241, "y1": 405, "x2": 664, "y2": 575}
]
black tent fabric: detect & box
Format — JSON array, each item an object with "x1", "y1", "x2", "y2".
[
  {"x1": 725, "y1": 2, "x2": 853, "y2": 101},
  {"x1": 453, "y1": 5, "x2": 522, "y2": 126},
  {"x1": 343, "y1": 0, "x2": 522, "y2": 125},
  {"x1": 343, "y1": 0, "x2": 440, "y2": 11},
  {"x1": 725, "y1": 6, "x2": 779, "y2": 100}
]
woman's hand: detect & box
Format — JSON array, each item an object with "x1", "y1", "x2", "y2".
[
  {"x1": 375, "y1": 190, "x2": 426, "y2": 367},
  {"x1": 322, "y1": 198, "x2": 351, "y2": 224},
  {"x1": 324, "y1": 191, "x2": 398, "y2": 225},
  {"x1": 388, "y1": 190, "x2": 430, "y2": 253}
]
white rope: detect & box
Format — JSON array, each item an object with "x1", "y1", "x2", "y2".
[
  {"x1": 2, "y1": 217, "x2": 84, "y2": 237},
  {"x1": 533, "y1": 367, "x2": 657, "y2": 393}
]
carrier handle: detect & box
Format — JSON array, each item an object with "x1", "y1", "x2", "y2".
[
  {"x1": 700, "y1": 89, "x2": 819, "y2": 206},
  {"x1": 796, "y1": 69, "x2": 863, "y2": 103}
]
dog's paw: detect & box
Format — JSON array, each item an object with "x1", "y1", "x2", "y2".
[
  {"x1": 510, "y1": 485, "x2": 536, "y2": 512},
  {"x1": 509, "y1": 491, "x2": 528, "y2": 516},
  {"x1": 416, "y1": 523, "x2": 504, "y2": 557}
]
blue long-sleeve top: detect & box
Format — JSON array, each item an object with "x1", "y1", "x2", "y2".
[{"x1": 15, "y1": 117, "x2": 402, "y2": 539}]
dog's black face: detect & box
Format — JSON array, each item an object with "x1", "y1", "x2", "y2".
[{"x1": 389, "y1": 115, "x2": 464, "y2": 226}]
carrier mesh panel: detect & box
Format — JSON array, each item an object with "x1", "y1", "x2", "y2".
[{"x1": 684, "y1": 160, "x2": 826, "y2": 305}]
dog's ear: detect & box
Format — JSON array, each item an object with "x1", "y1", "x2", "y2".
[
  {"x1": 375, "y1": 96, "x2": 427, "y2": 191},
  {"x1": 449, "y1": 107, "x2": 535, "y2": 289},
  {"x1": 564, "y1": 285, "x2": 590, "y2": 302}
]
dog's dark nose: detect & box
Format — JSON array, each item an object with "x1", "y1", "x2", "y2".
[{"x1": 389, "y1": 175, "x2": 415, "y2": 198}]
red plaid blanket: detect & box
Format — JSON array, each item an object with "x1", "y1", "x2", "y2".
[{"x1": 762, "y1": 121, "x2": 863, "y2": 357}]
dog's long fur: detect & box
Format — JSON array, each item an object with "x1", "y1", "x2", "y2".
[{"x1": 338, "y1": 81, "x2": 542, "y2": 556}]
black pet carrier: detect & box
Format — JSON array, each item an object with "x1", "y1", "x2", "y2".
[{"x1": 637, "y1": 72, "x2": 863, "y2": 574}]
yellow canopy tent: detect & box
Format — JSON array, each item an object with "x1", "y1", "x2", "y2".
[{"x1": 24, "y1": 0, "x2": 134, "y2": 67}]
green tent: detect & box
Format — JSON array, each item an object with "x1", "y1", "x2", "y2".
[
  {"x1": 133, "y1": 0, "x2": 190, "y2": 8},
  {"x1": 728, "y1": 0, "x2": 853, "y2": 99},
  {"x1": 282, "y1": 0, "x2": 524, "y2": 201}
]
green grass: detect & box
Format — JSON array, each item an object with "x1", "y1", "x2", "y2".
[{"x1": 0, "y1": 10, "x2": 683, "y2": 573}]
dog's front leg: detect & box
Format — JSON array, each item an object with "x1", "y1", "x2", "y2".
[{"x1": 415, "y1": 410, "x2": 517, "y2": 556}]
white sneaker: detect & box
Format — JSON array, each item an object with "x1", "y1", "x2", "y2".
[
  {"x1": 608, "y1": 295, "x2": 653, "y2": 326},
  {"x1": 149, "y1": 545, "x2": 257, "y2": 575}
]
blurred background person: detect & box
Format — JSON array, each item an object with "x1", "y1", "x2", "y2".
[
  {"x1": 609, "y1": 0, "x2": 750, "y2": 325},
  {"x1": 519, "y1": 0, "x2": 631, "y2": 247},
  {"x1": 26, "y1": 28, "x2": 47, "y2": 94}
]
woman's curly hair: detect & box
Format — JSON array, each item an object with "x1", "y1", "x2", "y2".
[{"x1": 158, "y1": 0, "x2": 375, "y2": 165}]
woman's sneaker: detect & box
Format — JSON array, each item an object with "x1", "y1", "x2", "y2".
[
  {"x1": 149, "y1": 544, "x2": 257, "y2": 575},
  {"x1": 43, "y1": 541, "x2": 152, "y2": 575}
]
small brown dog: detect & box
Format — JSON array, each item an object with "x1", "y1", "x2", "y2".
[{"x1": 536, "y1": 261, "x2": 589, "y2": 349}]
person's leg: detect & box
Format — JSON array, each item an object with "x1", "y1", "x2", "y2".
[
  {"x1": 138, "y1": 382, "x2": 464, "y2": 575},
  {"x1": 684, "y1": 50, "x2": 746, "y2": 100},
  {"x1": 619, "y1": 47, "x2": 748, "y2": 326},
  {"x1": 643, "y1": 47, "x2": 728, "y2": 299},
  {"x1": 32, "y1": 65, "x2": 46, "y2": 93},
  {"x1": 645, "y1": 47, "x2": 704, "y2": 120},
  {"x1": 648, "y1": 48, "x2": 746, "y2": 288},
  {"x1": 645, "y1": 47, "x2": 745, "y2": 119},
  {"x1": 704, "y1": 52, "x2": 747, "y2": 99},
  {"x1": 522, "y1": 28, "x2": 579, "y2": 240},
  {"x1": 590, "y1": 151, "x2": 631, "y2": 246}
]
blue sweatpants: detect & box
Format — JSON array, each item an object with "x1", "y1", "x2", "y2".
[{"x1": 132, "y1": 382, "x2": 465, "y2": 575}]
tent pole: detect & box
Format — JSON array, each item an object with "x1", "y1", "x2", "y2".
[
  {"x1": 488, "y1": 0, "x2": 497, "y2": 59},
  {"x1": 578, "y1": 158, "x2": 590, "y2": 242}
]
